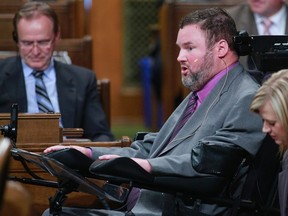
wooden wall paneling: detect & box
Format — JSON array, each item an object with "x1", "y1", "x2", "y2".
[
  {"x1": 0, "y1": 0, "x2": 84, "y2": 39},
  {"x1": 159, "y1": 3, "x2": 181, "y2": 121},
  {"x1": 56, "y1": 35, "x2": 93, "y2": 69},
  {"x1": 0, "y1": 13, "x2": 14, "y2": 40},
  {"x1": 0, "y1": 0, "x2": 24, "y2": 14},
  {"x1": 50, "y1": 0, "x2": 79, "y2": 38},
  {"x1": 73, "y1": 0, "x2": 86, "y2": 37},
  {"x1": 90, "y1": 0, "x2": 125, "y2": 120}
]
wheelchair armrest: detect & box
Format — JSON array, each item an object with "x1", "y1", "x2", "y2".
[
  {"x1": 89, "y1": 157, "x2": 227, "y2": 196},
  {"x1": 89, "y1": 157, "x2": 154, "y2": 184},
  {"x1": 192, "y1": 141, "x2": 249, "y2": 178},
  {"x1": 44, "y1": 148, "x2": 94, "y2": 177},
  {"x1": 43, "y1": 143, "x2": 240, "y2": 197}
]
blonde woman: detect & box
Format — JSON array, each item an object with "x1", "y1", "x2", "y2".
[{"x1": 250, "y1": 69, "x2": 288, "y2": 216}]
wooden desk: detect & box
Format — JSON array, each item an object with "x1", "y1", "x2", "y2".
[
  {"x1": 0, "y1": 113, "x2": 62, "y2": 143},
  {"x1": 9, "y1": 138, "x2": 132, "y2": 216},
  {"x1": 1, "y1": 113, "x2": 131, "y2": 215}
]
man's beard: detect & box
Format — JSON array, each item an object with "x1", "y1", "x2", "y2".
[{"x1": 182, "y1": 50, "x2": 214, "y2": 92}]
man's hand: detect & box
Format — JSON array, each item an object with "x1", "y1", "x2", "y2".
[
  {"x1": 131, "y1": 158, "x2": 152, "y2": 173},
  {"x1": 44, "y1": 145, "x2": 92, "y2": 158},
  {"x1": 44, "y1": 147, "x2": 152, "y2": 173}
]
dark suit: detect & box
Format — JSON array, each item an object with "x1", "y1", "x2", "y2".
[
  {"x1": 279, "y1": 151, "x2": 288, "y2": 216},
  {"x1": 227, "y1": 3, "x2": 288, "y2": 70},
  {"x1": 47, "y1": 63, "x2": 265, "y2": 216},
  {"x1": 0, "y1": 56, "x2": 114, "y2": 141}
]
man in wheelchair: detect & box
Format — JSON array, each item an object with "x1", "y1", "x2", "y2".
[{"x1": 41, "y1": 7, "x2": 265, "y2": 216}]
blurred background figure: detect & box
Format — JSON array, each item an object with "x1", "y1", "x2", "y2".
[
  {"x1": 228, "y1": 0, "x2": 288, "y2": 70},
  {"x1": 0, "y1": 1, "x2": 114, "y2": 142},
  {"x1": 139, "y1": 23, "x2": 163, "y2": 131},
  {"x1": 139, "y1": 0, "x2": 164, "y2": 131}
]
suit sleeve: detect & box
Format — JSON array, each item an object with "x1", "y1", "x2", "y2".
[{"x1": 91, "y1": 132, "x2": 157, "y2": 159}]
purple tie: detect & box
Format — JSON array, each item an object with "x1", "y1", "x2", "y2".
[
  {"x1": 169, "y1": 92, "x2": 198, "y2": 142},
  {"x1": 262, "y1": 18, "x2": 272, "y2": 35},
  {"x1": 126, "y1": 187, "x2": 140, "y2": 211}
]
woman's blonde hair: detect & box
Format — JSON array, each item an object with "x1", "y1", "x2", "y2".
[{"x1": 250, "y1": 69, "x2": 288, "y2": 154}]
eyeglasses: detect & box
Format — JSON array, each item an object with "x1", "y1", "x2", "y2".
[{"x1": 18, "y1": 38, "x2": 54, "y2": 50}]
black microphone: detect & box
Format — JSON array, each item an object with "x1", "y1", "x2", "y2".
[
  {"x1": 0, "y1": 104, "x2": 18, "y2": 147},
  {"x1": 10, "y1": 103, "x2": 18, "y2": 146}
]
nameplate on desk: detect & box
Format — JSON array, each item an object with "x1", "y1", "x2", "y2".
[{"x1": 0, "y1": 113, "x2": 61, "y2": 143}]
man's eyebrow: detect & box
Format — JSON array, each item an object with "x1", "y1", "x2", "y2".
[
  {"x1": 176, "y1": 41, "x2": 193, "y2": 46},
  {"x1": 183, "y1": 42, "x2": 193, "y2": 46}
]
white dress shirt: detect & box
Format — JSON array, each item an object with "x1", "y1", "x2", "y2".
[
  {"x1": 22, "y1": 59, "x2": 61, "y2": 114},
  {"x1": 254, "y1": 5, "x2": 287, "y2": 35}
]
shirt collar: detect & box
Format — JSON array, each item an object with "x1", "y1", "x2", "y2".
[
  {"x1": 254, "y1": 5, "x2": 286, "y2": 27},
  {"x1": 22, "y1": 59, "x2": 54, "y2": 79},
  {"x1": 196, "y1": 62, "x2": 238, "y2": 104}
]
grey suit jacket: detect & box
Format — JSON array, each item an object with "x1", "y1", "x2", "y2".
[
  {"x1": 0, "y1": 56, "x2": 114, "y2": 141},
  {"x1": 227, "y1": 3, "x2": 288, "y2": 70},
  {"x1": 92, "y1": 63, "x2": 265, "y2": 215}
]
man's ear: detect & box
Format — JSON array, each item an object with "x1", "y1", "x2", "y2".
[{"x1": 217, "y1": 39, "x2": 229, "y2": 59}]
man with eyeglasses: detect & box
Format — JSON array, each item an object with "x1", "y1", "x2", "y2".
[{"x1": 0, "y1": 1, "x2": 115, "y2": 142}]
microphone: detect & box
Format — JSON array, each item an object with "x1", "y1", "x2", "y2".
[
  {"x1": 0, "y1": 104, "x2": 18, "y2": 147},
  {"x1": 10, "y1": 104, "x2": 18, "y2": 146}
]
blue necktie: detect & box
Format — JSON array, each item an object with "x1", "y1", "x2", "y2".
[{"x1": 33, "y1": 71, "x2": 54, "y2": 113}]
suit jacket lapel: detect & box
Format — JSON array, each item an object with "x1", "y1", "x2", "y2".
[
  {"x1": 155, "y1": 100, "x2": 205, "y2": 155},
  {"x1": 54, "y1": 61, "x2": 77, "y2": 127},
  {"x1": 154, "y1": 65, "x2": 242, "y2": 157},
  {"x1": 150, "y1": 96, "x2": 189, "y2": 157},
  {"x1": 155, "y1": 93, "x2": 207, "y2": 157},
  {"x1": 151, "y1": 91, "x2": 205, "y2": 157}
]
